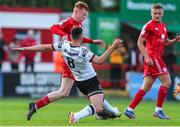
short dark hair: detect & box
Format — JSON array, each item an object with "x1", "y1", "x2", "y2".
[
  {"x1": 75, "y1": 1, "x2": 89, "y2": 11},
  {"x1": 71, "y1": 27, "x2": 83, "y2": 40},
  {"x1": 151, "y1": 3, "x2": 164, "y2": 10}
]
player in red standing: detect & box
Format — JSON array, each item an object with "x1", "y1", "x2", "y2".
[
  {"x1": 124, "y1": 3, "x2": 180, "y2": 120},
  {"x1": 17, "y1": 30, "x2": 36, "y2": 72},
  {"x1": 26, "y1": 1, "x2": 120, "y2": 120}
]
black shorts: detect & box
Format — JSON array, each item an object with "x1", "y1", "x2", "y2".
[{"x1": 74, "y1": 76, "x2": 103, "y2": 97}]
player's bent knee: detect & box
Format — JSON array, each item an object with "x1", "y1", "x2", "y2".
[
  {"x1": 142, "y1": 87, "x2": 151, "y2": 92},
  {"x1": 94, "y1": 106, "x2": 103, "y2": 113},
  {"x1": 164, "y1": 81, "x2": 171, "y2": 88},
  {"x1": 145, "y1": 87, "x2": 151, "y2": 92}
]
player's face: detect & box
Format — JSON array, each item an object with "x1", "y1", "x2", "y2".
[
  {"x1": 76, "y1": 8, "x2": 88, "y2": 22},
  {"x1": 151, "y1": 8, "x2": 164, "y2": 22}
]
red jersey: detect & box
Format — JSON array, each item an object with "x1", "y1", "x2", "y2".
[
  {"x1": 140, "y1": 20, "x2": 169, "y2": 78},
  {"x1": 140, "y1": 20, "x2": 168, "y2": 58},
  {"x1": 50, "y1": 17, "x2": 94, "y2": 79},
  {"x1": 50, "y1": 17, "x2": 93, "y2": 43}
]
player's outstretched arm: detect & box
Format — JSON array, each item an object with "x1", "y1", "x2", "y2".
[
  {"x1": 11, "y1": 44, "x2": 53, "y2": 52},
  {"x1": 83, "y1": 37, "x2": 105, "y2": 47},
  {"x1": 92, "y1": 39, "x2": 123, "y2": 64},
  {"x1": 165, "y1": 35, "x2": 180, "y2": 46}
]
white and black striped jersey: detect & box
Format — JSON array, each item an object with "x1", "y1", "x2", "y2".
[{"x1": 52, "y1": 40, "x2": 97, "y2": 81}]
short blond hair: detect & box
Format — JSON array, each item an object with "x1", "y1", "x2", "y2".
[
  {"x1": 151, "y1": 3, "x2": 164, "y2": 10},
  {"x1": 75, "y1": 1, "x2": 89, "y2": 11}
]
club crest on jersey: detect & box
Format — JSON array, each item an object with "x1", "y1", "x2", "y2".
[
  {"x1": 163, "y1": 67, "x2": 167, "y2": 72},
  {"x1": 161, "y1": 34, "x2": 165, "y2": 39},
  {"x1": 82, "y1": 48, "x2": 89, "y2": 57}
]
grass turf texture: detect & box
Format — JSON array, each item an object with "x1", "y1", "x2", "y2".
[{"x1": 0, "y1": 97, "x2": 179, "y2": 126}]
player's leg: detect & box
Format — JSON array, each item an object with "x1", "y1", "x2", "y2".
[
  {"x1": 124, "y1": 75, "x2": 155, "y2": 119},
  {"x1": 47, "y1": 77, "x2": 74, "y2": 101},
  {"x1": 26, "y1": 77, "x2": 74, "y2": 120},
  {"x1": 69, "y1": 76, "x2": 104, "y2": 123},
  {"x1": 26, "y1": 59, "x2": 75, "y2": 120},
  {"x1": 96, "y1": 99, "x2": 121, "y2": 119},
  {"x1": 153, "y1": 73, "x2": 171, "y2": 120},
  {"x1": 69, "y1": 93, "x2": 103, "y2": 124},
  {"x1": 35, "y1": 76, "x2": 74, "y2": 109}
]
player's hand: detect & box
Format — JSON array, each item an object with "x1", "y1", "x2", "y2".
[
  {"x1": 173, "y1": 82, "x2": 180, "y2": 96},
  {"x1": 93, "y1": 39, "x2": 105, "y2": 47},
  {"x1": 175, "y1": 35, "x2": 180, "y2": 42},
  {"x1": 112, "y1": 39, "x2": 124, "y2": 49},
  {"x1": 145, "y1": 56, "x2": 153, "y2": 66}
]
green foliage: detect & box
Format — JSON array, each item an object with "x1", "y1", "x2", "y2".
[{"x1": 0, "y1": 0, "x2": 119, "y2": 12}]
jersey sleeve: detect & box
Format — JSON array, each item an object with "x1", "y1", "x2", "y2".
[
  {"x1": 81, "y1": 47, "x2": 95, "y2": 62},
  {"x1": 82, "y1": 37, "x2": 93, "y2": 43},
  {"x1": 52, "y1": 41, "x2": 63, "y2": 51},
  {"x1": 50, "y1": 25, "x2": 67, "y2": 36},
  {"x1": 49, "y1": 19, "x2": 69, "y2": 36},
  {"x1": 140, "y1": 23, "x2": 151, "y2": 39}
]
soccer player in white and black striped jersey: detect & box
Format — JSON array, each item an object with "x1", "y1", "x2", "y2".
[{"x1": 12, "y1": 27, "x2": 124, "y2": 123}]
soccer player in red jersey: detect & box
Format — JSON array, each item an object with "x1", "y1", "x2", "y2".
[
  {"x1": 25, "y1": 1, "x2": 120, "y2": 120},
  {"x1": 124, "y1": 3, "x2": 180, "y2": 120}
]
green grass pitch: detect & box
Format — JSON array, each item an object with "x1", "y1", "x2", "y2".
[{"x1": 0, "y1": 97, "x2": 180, "y2": 126}]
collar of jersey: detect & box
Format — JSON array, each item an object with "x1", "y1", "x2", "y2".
[{"x1": 70, "y1": 43, "x2": 80, "y2": 47}]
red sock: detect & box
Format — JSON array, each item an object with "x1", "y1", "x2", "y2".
[
  {"x1": 35, "y1": 96, "x2": 51, "y2": 109},
  {"x1": 157, "y1": 85, "x2": 168, "y2": 107},
  {"x1": 129, "y1": 89, "x2": 146, "y2": 109}
]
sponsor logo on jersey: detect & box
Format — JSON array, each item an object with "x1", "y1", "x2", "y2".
[
  {"x1": 64, "y1": 49, "x2": 78, "y2": 56},
  {"x1": 161, "y1": 34, "x2": 165, "y2": 39}
]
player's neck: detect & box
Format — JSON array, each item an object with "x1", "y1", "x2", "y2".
[
  {"x1": 71, "y1": 40, "x2": 81, "y2": 47},
  {"x1": 152, "y1": 19, "x2": 162, "y2": 23},
  {"x1": 71, "y1": 14, "x2": 80, "y2": 22}
]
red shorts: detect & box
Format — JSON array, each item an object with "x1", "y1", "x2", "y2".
[
  {"x1": 60, "y1": 56, "x2": 75, "y2": 80},
  {"x1": 143, "y1": 57, "x2": 168, "y2": 79}
]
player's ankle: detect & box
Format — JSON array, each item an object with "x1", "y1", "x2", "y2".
[
  {"x1": 127, "y1": 107, "x2": 134, "y2": 111},
  {"x1": 155, "y1": 107, "x2": 162, "y2": 112},
  {"x1": 113, "y1": 107, "x2": 119, "y2": 115}
]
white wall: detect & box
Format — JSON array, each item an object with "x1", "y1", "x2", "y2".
[{"x1": 1, "y1": 62, "x2": 54, "y2": 72}]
